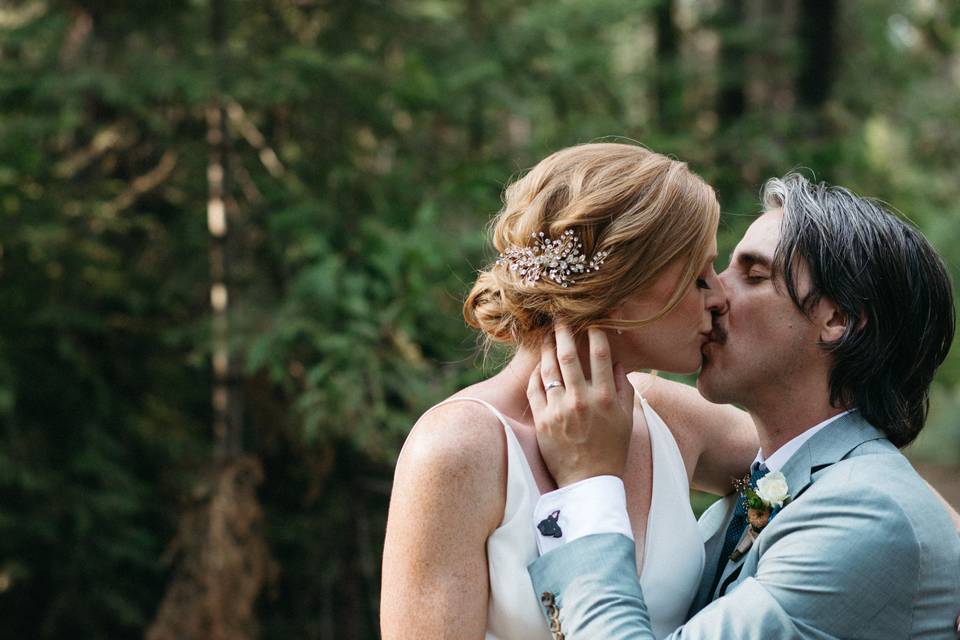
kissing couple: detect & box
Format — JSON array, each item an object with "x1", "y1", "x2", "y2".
[{"x1": 381, "y1": 143, "x2": 960, "y2": 638}]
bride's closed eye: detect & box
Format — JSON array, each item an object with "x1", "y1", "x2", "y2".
[{"x1": 697, "y1": 264, "x2": 718, "y2": 290}]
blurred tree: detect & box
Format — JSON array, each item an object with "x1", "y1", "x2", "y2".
[
  {"x1": 653, "y1": 0, "x2": 682, "y2": 131},
  {"x1": 797, "y1": 0, "x2": 839, "y2": 110}
]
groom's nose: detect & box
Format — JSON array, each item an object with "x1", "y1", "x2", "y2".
[
  {"x1": 715, "y1": 267, "x2": 735, "y2": 301},
  {"x1": 706, "y1": 274, "x2": 728, "y2": 315}
]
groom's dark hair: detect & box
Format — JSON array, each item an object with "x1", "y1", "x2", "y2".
[{"x1": 764, "y1": 173, "x2": 955, "y2": 447}]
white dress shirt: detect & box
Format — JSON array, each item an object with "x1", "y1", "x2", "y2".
[
  {"x1": 532, "y1": 409, "x2": 854, "y2": 554},
  {"x1": 753, "y1": 410, "x2": 851, "y2": 472}
]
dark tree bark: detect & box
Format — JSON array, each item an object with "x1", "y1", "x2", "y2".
[
  {"x1": 796, "y1": 0, "x2": 838, "y2": 108},
  {"x1": 717, "y1": 0, "x2": 746, "y2": 126},
  {"x1": 653, "y1": 0, "x2": 682, "y2": 131},
  {"x1": 208, "y1": 0, "x2": 244, "y2": 461},
  {"x1": 466, "y1": 0, "x2": 486, "y2": 152},
  {"x1": 147, "y1": 1, "x2": 273, "y2": 638}
]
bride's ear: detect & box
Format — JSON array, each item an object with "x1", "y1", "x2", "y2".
[{"x1": 606, "y1": 306, "x2": 625, "y2": 335}]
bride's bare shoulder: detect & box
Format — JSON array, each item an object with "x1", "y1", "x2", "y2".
[
  {"x1": 627, "y1": 373, "x2": 725, "y2": 460},
  {"x1": 407, "y1": 396, "x2": 506, "y2": 451},
  {"x1": 628, "y1": 372, "x2": 704, "y2": 411},
  {"x1": 398, "y1": 397, "x2": 507, "y2": 488},
  {"x1": 627, "y1": 372, "x2": 757, "y2": 494},
  {"x1": 382, "y1": 395, "x2": 509, "y2": 626},
  {"x1": 627, "y1": 372, "x2": 707, "y2": 422}
]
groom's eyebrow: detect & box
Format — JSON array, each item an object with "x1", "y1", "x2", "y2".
[{"x1": 732, "y1": 251, "x2": 772, "y2": 269}]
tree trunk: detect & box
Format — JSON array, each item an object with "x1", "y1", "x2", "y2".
[
  {"x1": 796, "y1": 0, "x2": 838, "y2": 108},
  {"x1": 466, "y1": 0, "x2": 486, "y2": 152},
  {"x1": 653, "y1": 0, "x2": 681, "y2": 131},
  {"x1": 147, "y1": 1, "x2": 273, "y2": 637},
  {"x1": 717, "y1": 0, "x2": 746, "y2": 126}
]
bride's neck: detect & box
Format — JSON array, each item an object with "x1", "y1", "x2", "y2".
[
  {"x1": 487, "y1": 340, "x2": 599, "y2": 423},
  {"x1": 483, "y1": 348, "x2": 540, "y2": 424},
  {"x1": 486, "y1": 337, "x2": 647, "y2": 423}
]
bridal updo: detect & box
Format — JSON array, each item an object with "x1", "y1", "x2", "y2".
[{"x1": 464, "y1": 143, "x2": 719, "y2": 348}]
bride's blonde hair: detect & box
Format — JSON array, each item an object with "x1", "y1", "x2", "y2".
[{"x1": 464, "y1": 142, "x2": 719, "y2": 349}]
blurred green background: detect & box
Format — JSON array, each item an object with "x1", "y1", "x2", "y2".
[{"x1": 0, "y1": 0, "x2": 958, "y2": 638}]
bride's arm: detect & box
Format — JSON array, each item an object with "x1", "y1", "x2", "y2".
[
  {"x1": 380, "y1": 402, "x2": 506, "y2": 640},
  {"x1": 628, "y1": 372, "x2": 757, "y2": 496}
]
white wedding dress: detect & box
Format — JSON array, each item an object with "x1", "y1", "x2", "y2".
[{"x1": 434, "y1": 395, "x2": 705, "y2": 640}]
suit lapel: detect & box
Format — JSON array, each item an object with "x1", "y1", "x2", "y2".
[
  {"x1": 716, "y1": 531, "x2": 749, "y2": 591},
  {"x1": 777, "y1": 411, "x2": 886, "y2": 509},
  {"x1": 688, "y1": 411, "x2": 889, "y2": 616}
]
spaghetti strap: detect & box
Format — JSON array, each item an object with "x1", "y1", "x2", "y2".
[
  {"x1": 428, "y1": 396, "x2": 516, "y2": 430},
  {"x1": 426, "y1": 396, "x2": 541, "y2": 503}
]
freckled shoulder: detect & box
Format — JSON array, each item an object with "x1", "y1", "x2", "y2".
[
  {"x1": 396, "y1": 399, "x2": 508, "y2": 533},
  {"x1": 382, "y1": 400, "x2": 510, "y2": 637}
]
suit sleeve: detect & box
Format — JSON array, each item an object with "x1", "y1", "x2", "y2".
[
  {"x1": 528, "y1": 534, "x2": 800, "y2": 640},
  {"x1": 528, "y1": 484, "x2": 921, "y2": 639}
]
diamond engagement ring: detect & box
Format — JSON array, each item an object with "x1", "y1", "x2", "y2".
[{"x1": 544, "y1": 380, "x2": 564, "y2": 391}]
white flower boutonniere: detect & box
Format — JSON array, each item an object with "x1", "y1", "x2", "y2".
[
  {"x1": 755, "y1": 472, "x2": 790, "y2": 508},
  {"x1": 729, "y1": 471, "x2": 792, "y2": 561}
]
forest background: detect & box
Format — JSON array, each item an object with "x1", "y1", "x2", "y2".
[{"x1": 1, "y1": 0, "x2": 958, "y2": 638}]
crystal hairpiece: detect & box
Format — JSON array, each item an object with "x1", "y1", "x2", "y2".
[{"x1": 496, "y1": 229, "x2": 609, "y2": 288}]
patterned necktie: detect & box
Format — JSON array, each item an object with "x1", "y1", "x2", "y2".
[{"x1": 707, "y1": 461, "x2": 769, "y2": 597}]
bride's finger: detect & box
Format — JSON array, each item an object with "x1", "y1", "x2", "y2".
[
  {"x1": 527, "y1": 364, "x2": 547, "y2": 414},
  {"x1": 587, "y1": 327, "x2": 614, "y2": 392},
  {"x1": 554, "y1": 322, "x2": 586, "y2": 392},
  {"x1": 540, "y1": 331, "x2": 564, "y2": 401}
]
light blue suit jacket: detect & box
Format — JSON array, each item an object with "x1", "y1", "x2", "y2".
[{"x1": 528, "y1": 413, "x2": 960, "y2": 638}]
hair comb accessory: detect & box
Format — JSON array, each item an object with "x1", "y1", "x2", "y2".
[{"x1": 496, "y1": 229, "x2": 608, "y2": 288}]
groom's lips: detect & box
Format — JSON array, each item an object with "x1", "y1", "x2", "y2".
[
  {"x1": 701, "y1": 324, "x2": 728, "y2": 360},
  {"x1": 706, "y1": 324, "x2": 728, "y2": 346}
]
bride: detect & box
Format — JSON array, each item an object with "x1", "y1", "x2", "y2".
[{"x1": 380, "y1": 143, "x2": 760, "y2": 639}]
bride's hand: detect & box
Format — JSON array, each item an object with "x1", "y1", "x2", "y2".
[{"x1": 527, "y1": 323, "x2": 634, "y2": 488}]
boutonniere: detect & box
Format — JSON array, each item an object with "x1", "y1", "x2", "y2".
[{"x1": 729, "y1": 471, "x2": 791, "y2": 561}]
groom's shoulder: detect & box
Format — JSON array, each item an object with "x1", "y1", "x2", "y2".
[
  {"x1": 771, "y1": 452, "x2": 956, "y2": 587},
  {"x1": 802, "y1": 451, "x2": 960, "y2": 610},
  {"x1": 816, "y1": 449, "x2": 928, "y2": 509},
  {"x1": 809, "y1": 449, "x2": 956, "y2": 546}
]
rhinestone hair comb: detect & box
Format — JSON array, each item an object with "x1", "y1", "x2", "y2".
[{"x1": 496, "y1": 229, "x2": 608, "y2": 288}]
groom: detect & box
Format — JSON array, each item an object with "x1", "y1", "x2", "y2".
[{"x1": 526, "y1": 174, "x2": 960, "y2": 638}]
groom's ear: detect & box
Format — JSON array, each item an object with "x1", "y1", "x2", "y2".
[{"x1": 815, "y1": 298, "x2": 862, "y2": 343}]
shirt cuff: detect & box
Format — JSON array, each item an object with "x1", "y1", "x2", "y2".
[{"x1": 532, "y1": 475, "x2": 634, "y2": 556}]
